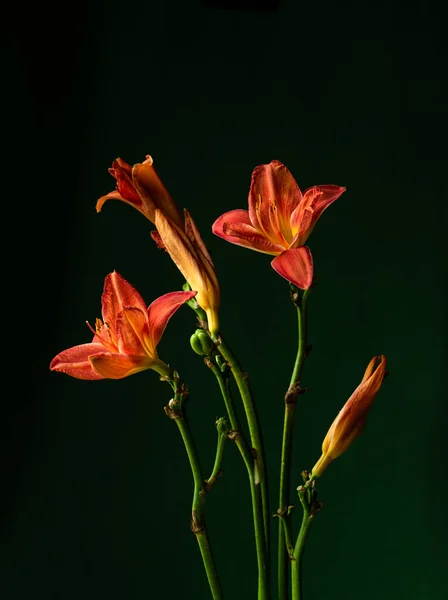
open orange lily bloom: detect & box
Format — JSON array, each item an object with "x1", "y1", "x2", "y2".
[
  {"x1": 155, "y1": 209, "x2": 220, "y2": 334},
  {"x1": 212, "y1": 160, "x2": 345, "y2": 289},
  {"x1": 96, "y1": 155, "x2": 184, "y2": 229},
  {"x1": 50, "y1": 272, "x2": 196, "y2": 380},
  {"x1": 311, "y1": 355, "x2": 387, "y2": 477}
]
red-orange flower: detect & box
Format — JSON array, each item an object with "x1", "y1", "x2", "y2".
[
  {"x1": 311, "y1": 355, "x2": 387, "y2": 477},
  {"x1": 50, "y1": 272, "x2": 195, "y2": 380},
  {"x1": 96, "y1": 155, "x2": 184, "y2": 229},
  {"x1": 212, "y1": 160, "x2": 345, "y2": 289}
]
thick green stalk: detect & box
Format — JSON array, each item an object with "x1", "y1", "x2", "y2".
[
  {"x1": 166, "y1": 384, "x2": 223, "y2": 600},
  {"x1": 211, "y1": 333, "x2": 270, "y2": 560},
  {"x1": 278, "y1": 288, "x2": 309, "y2": 600},
  {"x1": 207, "y1": 359, "x2": 269, "y2": 600}
]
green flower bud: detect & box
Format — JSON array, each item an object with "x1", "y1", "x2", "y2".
[{"x1": 190, "y1": 329, "x2": 214, "y2": 355}]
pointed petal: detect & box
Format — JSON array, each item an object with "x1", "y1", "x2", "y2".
[
  {"x1": 50, "y1": 343, "x2": 106, "y2": 380},
  {"x1": 292, "y1": 185, "x2": 346, "y2": 244},
  {"x1": 116, "y1": 307, "x2": 148, "y2": 355},
  {"x1": 248, "y1": 161, "x2": 303, "y2": 237},
  {"x1": 101, "y1": 272, "x2": 147, "y2": 334},
  {"x1": 132, "y1": 155, "x2": 184, "y2": 228},
  {"x1": 89, "y1": 352, "x2": 154, "y2": 379},
  {"x1": 212, "y1": 209, "x2": 285, "y2": 255},
  {"x1": 147, "y1": 290, "x2": 197, "y2": 349},
  {"x1": 271, "y1": 247, "x2": 314, "y2": 290}
]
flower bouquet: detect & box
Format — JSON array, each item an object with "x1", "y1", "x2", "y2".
[{"x1": 51, "y1": 155, "x2": 387, "y2": 600}]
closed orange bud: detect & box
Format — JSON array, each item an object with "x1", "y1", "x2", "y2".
[
  {"x1": 311, "y1": 355, "x2": 387, "y2": 477},
  {"x1": 155, "y1": 209, "x2": 220, "y2": 334}
]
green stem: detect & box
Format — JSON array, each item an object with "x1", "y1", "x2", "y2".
[
  {"x1": 166, "y1": 383, "x2": 223, "y2": 600},
  {"x1": 211, "y1": 333, "x2": 270, "y2": 561},
  {"x1": 278, "y1": 287, "x2": 309, "y2": 600},
  {"x1": 206, "y1": 359, "x2": 269, "y2": 600},
  {"x1": 205, "y1": 424, "x2": 228, "y2": 490},
  {"x1": 291, "y1": 492, "x2": 314, "y2": 600}
]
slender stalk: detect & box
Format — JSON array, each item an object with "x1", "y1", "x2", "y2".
[
  {"x1": 211, "y1": 333, "x2": 270, "y2": 560},
  {"x1": 291, "y1": 490, "x2": 315, "y2": 600},
  {"x1": 165, "y1": 382, "x2": 223, "y2": 600},
  {"x1": 206, "y1": 359, "x2": 270, "y2": 600},
  {"x1": 278, "y1": 287, "x2": 309, "y2": 600}
]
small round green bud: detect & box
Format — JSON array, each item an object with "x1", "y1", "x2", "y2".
[{"x1": 190, "y1": 329, "x2": 214, "y2": 355}]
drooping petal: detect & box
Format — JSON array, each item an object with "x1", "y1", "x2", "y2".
[
  {"x1": 147, "y1": 290, "x2": 197, "y2": 350},
  {"x1": 116, "y1": 307, "x2": 148, "y2": 356},
  {"x1": 89, "y1": 352, "x2": 154, "y2": 379},
  {"x1": 50, "y1": 343, "x2": 106, "y2": 380},
  {"x1": 271, "y1": 247, "x2": 314, "y2": 290},
  {"x1": 101, "y1": 272, "x2": 147, "y2": 335},
  {"x1": 248, "y1": 161, "x2": 303, "y2": 239},
  {"x1": 212, "y1": 209, "x2": 285, "y2": 255},
  {"x1": 132, "y1": 155, "x2": 184, "y2": 228}
]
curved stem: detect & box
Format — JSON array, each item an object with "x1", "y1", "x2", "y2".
[
  {"x1": 207, "y1": 359, "x2": 270, "y2": 600},
  {"x1": 211, "y1": 333, "x2": 270, "y2": 560},
  {"x1": 278, "y1": 287, "x2": 309, "y2": 600},
  {"x1": 205, "y1": 423, "x2": 228, "y2": 490},
  {"x1": 166, "y1": 380, "x2": 223, "y2": 600}
]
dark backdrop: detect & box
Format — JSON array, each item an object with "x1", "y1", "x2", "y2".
[{"x1": 3, "y1": 1, "x2": 447, "y2": 599}]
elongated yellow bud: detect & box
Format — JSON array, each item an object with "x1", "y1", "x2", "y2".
[
  {"x1": 311, "y1": 355, "x2": 387, "y2": 478},
  {"x1": 155, "y1": 209, "x2": 220, "y2": 334}
]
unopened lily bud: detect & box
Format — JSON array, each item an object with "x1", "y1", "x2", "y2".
[
  {"x1": 216, "y1": 417, "x2": 231, "y2": 435},
  {"x1": 190, "y1": 329, "x2": 214, "y2": 356},
  {"x1": 155, "y1": 209, "x2": 220, "y2": 334},
  {"x1": 311, "y1": 355, "x2": 387, "y2": 478}
]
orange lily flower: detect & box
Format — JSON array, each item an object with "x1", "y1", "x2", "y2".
[
  {"x1": 311, "y1": 355, "x2": 387, "y2": 477},
  {"x1": 50, "y1": 272, "x2": 196, "y2": 380},
  {"x1": 96, "y1": 155, "x2": 184, "y2": 229},
  {"x1": 212, "y1": 160, "x2": 345, "y2": 289},
  {"x1": 155, "y1": 209, "x2": 220, "y2": 334}
]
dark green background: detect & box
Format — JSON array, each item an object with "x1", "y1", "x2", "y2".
[{"x1": 4, "y1": 0, "x2": 447, "y2": 598}]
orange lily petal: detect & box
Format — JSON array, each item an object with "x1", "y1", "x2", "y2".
[
  {"x1": 248, "y1": 161, "x2": 303, "y2": 239},
  {"x1": 89, "y1": 352, "x2": 154, "y2": 379},
  {"x1": 271, "y1": 247, "x2": 314, "y2": 290},
  {"x1": 101, "y1": 272, "x2": 147, "y2": 334},
  {"x1": 212, "y1": 209, "x2": 285, "y2": 255},
  {"x1": 132, "y1": 155, "x2": 184, "y2": 229},
  {"x1": 147, "y1": 290, "x2": 197, "y2": 350},
  {"x1": 50, "y1": 343, "x2": 106, "y2": 380},
  {"x1": 116, "y1": 307, "x2": 149, "y2": 356},
  {"x1": 292, "y1": 185, "x2": 346, "y2": 245}
]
